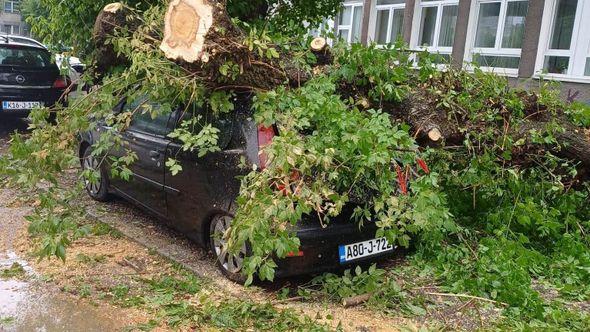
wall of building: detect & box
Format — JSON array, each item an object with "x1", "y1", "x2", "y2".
[
  {"x1": 510, "y1": 78, "x2": 590, "y2": 105},
  {"x1": 0, "y1": 1, "x2": 29, "y2": 36},
  {"x1": 334, "y1": 0, "x2": 589, "y2": 104}
]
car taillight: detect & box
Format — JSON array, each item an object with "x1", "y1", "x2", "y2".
[
  {"x1": 257, "y1": 124, "x2": 276, "y2": 169},
  {"x1": 286, "y1": 250, "x2": 304, "y2": 257},
  {"x1": 53, "y1": 77, "x2": 68, "y2": 89}
]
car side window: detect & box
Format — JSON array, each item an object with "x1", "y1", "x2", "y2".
[
  {"x1": 124, "y1": 96, "x2": 173, "y2": 137},
  {"x1": 177, "y1": 104, "x2": 233, "y2": 150}
]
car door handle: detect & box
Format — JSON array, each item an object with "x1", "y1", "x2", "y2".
[{"x1": 149, "y1": 150, "x2": 160, "y2": 159}]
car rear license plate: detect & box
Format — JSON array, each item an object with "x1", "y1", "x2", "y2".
[
  {"x1": 2, "y1": 101, "x2": 43, "y2": 110},
  {"x1": 339, "y1": 237, "x2": 395, "y2": 263}
]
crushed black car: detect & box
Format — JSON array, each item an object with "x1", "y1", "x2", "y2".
[{"x1": 79, "y1": 95, "x2": 396, "y2": 282}]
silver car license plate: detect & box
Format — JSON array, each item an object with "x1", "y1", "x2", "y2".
[
  {"x1": 2, "y1": 101, "x2": 43, "y2": 110},
  {"x1": 339, "y1": 237, "x2": 395, "y2": 263}
]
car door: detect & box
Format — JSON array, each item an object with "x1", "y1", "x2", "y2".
[
  {"x1": 164, "y1": 105, "x2": 245, "y2": 241},
  {"x1": 110, "y1": 96, "x2": 173, "y2": 218}
]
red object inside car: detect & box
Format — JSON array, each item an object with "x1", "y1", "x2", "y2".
[{"x1": 257, "y1": 125, "x2": 276, "y2": 169}]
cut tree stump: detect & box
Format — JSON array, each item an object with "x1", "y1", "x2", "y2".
[
  {"x1": 158, "y1": 0, "x2": 322, "y2": 91},
  {"x1": 160, "y1": 0, "x2": 215, "y2": 63}
]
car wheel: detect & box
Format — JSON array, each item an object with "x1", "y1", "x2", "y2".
[
  {"x1": 82, "y1": 147, "x2": 110, "y2": 201},
  {"x1": 209, "y1": 215, "x2": 248, "y2": 283}
]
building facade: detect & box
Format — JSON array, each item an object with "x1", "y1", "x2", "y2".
[
  {"x1": 334, "y1": 0, "x2": 589, "y2": 104},
  {"x1": 0, "y1": 0, "x2": 29, "y2": 36}
]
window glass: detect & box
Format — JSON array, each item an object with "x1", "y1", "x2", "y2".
[
  {"x1": 419, "y1": 7, "x2": 438, "y2": 46},
  {"x1": 4, "y1": 0, "x2": 19, "y2": 13},
  {"x1": 418, "y1": 52, "x2": 451, "y2": 64},
  {"x1": 473, "y1": 54, "x2": 520, "y2": 68},
  {"x1": 375, "y1": 0, "x2": 404, "y2": 45},
  {"x1": 390, "y1": 9, "x2": 405, "y2": 42},
  {"x1": 377, "y1": 0, "x2": 405, "y2": 4},
  {"x1": 338, "y1": 29, "x2": 350, "y2": 42},
  {"x1": 178, "y1": 106, "x2": 234, "y2": 149},
  {"x1": 501, "y1": 1, "x2": 528, "y2": 48},
  {"x1": 126, "y1": 97, "x2": 172, "y2": 137},
  {"x1": 550, "y1": 0, "x2": 577, "y2": 50},
  {"x1": 337, "y1": 3, "x2": 363, "y2": 44},
  {"x1": 438, "y1": 5, "x2": 458, "y2": 47},
  {"x1": 538, "y1": 0, "x2": 590, "y2": 78},
  {"x1": 339, "y1": 6, "x2": 352, "y2": 26},
  {"x1": 376, "y1": 10, "x2": 390, "y2": 44},
  {"x1": 475, "y1": 2, "x2": 501, "y2": 48},
  {"x1": 544, "y1": 56, "x2": 570, "y2": 74},
  {"x1": 351, "y1": 6, "x2": 363, "y2": 42},
  {"x1": 0, "y1": 46, "x2": 52, "y2": 68}
]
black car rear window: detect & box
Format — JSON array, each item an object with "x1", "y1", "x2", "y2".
[{"x1": 0, "y1": 45, "x2": 52, "y2": 68}]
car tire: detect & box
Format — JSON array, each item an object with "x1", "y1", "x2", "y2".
[
  {"x1": 81, "y1": 146, "x2": 110, "y2": 202},
  {"x1": 209, "y1": 214, "x2": 248, "y2": 284}
]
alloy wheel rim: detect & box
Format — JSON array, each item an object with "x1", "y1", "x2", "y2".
[
  {"x1": 83, "y1": 155, "x2": 102, "y2": 196},
  {"x1": 212, "y1": 215, "x2": 246, "y2": 274}
]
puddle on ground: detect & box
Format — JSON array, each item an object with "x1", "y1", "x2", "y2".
[{"x1": 0, "y1": 250, "x2": 121, "y2": 332}]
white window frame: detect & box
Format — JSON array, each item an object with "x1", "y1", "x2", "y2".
[
  {"x1": 4, "y1": 0, "x2": 19, "y2": 13},
  {"x1": 2, "y1": 24, "x2": 19, "y2": 35},
  {"x1": 337, "y1": 1, "x2": 364, "y2": 44},
  {"x1": 464, "y1": 0, "x2": 529, "y2": 77},
  {"x1": 410, "y1": 0, "x2": 459, "y2": 56},
  {"x1": 534, "y1": 0, "x2": 590, "y2": 83},
  {"x1": 369, "y1": 1, "x2": 406, "y2": 46}
]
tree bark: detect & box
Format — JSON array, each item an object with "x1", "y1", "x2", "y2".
[
  {"x1": 92, "y1": 2, "x2": 136, "y2": 75},
  {"x1": 159, "y1": 0, "x2": 316, "y2": 91},
  {"x1": 93, "y1": 1, "x2": 590, "y2": 176}
]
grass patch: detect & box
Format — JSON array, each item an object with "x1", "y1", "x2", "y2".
[
  {"x1": 0, "y1": 262, "x2": 26, "y2": 279},
  {"x1": 75, "y1": 253, "x2": 107, "y2": 266},
  {"x1": 90, "y1": 222, "x2": 124, "y2": 239},
  {"x1": 0, "y1": 316, "x2": 15, "y2": 326}
]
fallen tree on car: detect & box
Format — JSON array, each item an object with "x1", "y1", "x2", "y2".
[
  {"x1": 82, "y1": 0, "x2": 590, "y2": 284},
  {"x1": 5, "y1": 1, "x2": 590, "y2": 320},
  {"x1": 93, "y1": 1, "x2": 590, "y2": 177}
]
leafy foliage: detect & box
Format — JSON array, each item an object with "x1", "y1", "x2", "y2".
[{"x1": 3, "y1": 1, "x2": 590, "y2": 330}]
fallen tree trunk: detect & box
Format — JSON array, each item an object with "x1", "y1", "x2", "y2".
[
  {"x1": 92, "y1": 1, "x2": 590, "y2": 176},
  {"x1": 93, "y1": 2, "x2": 135, "y2": 75},
  {"x1": 159, "y1": 0, "x2": 313, "y2": 91}
]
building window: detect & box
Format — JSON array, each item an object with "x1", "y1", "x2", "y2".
[
  {"x1": 373, "y1": 0, "x2": 405, "y2": 45},
  {"x1": 4, "y1": 0, "x2": 20, "y2": 13},
  {"x1": 2, "y1": 24, "x2": 20, "y2": 35},
  {"x1": 337, "y1": 1, "x2": 364, "y2": 44},
  {"x1": 469, "y1": 0, "x2": 529, "y2": 71},
  {"x1": 416, "y1": 0, "x2": 459, "y2": 58},
  {"x1": 308, "y1": 19, "x2": 335, "y2": 39},
  {"x1": 537, "y1": 0, "x2": 590, "y2": 80}
]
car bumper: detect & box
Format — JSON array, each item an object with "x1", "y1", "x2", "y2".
[
  {"x1": 0, "y1": 88, "x2": 65, "y2": 115},
  {"x1": 274, "y1": 218, "x2": 394, "y2": 278}
]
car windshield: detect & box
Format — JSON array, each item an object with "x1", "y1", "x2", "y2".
[{"x1": 0, "y1": 45, "x2": 53, "y2": 68}]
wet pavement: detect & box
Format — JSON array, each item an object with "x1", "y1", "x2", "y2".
[
  {"x1": 0, "y1": 253, "x2": 122, "y2": 332},
  {"x1": 0, "y1": 203, "x2": 124, "y2": 331},
  {"x1": 0, "y1": 117, "x2": 122, "y2": 332}
]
